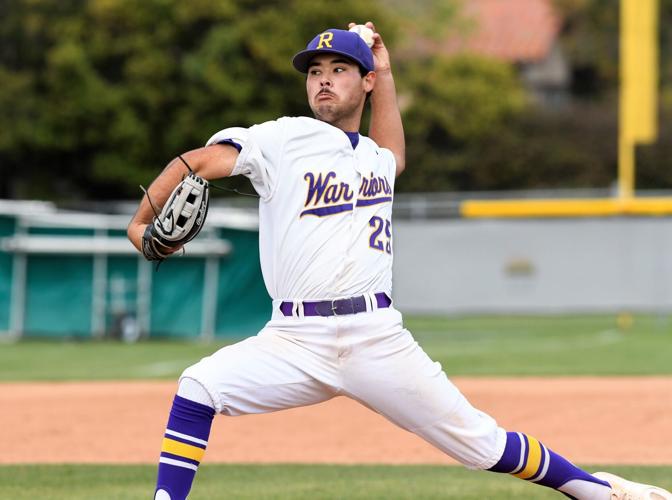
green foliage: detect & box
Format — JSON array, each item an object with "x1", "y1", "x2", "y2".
[
  {"x1": 554, "y1": 0, "x2": 620, "y2": 97},
  {"x1": 0, "y1": 0, "x2": 396, "y2": 199},
  {"x1": 1, "y1": 464, "x2": 671, "y2": 499},
  {"x1": 554, "y1": 0, "x2": 672, "y2": 97},
  {"x1": 455, "y1": 104, "x2": 618, "y2": 190},
  {"x1": 404, "y1": 55, "x2": 526, "y2": 142},
  {"x1": 638, "y1": 109, "x2": 672, "y2": 189},
  {"x1": 398, "y1": 55, "x2": 527, "y2": 191},
  {"x1": 1, "y1": 0, "x2": 670, "y2": 198}
]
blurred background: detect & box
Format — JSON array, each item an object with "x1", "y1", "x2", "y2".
[{"x1": 0, "y1": 0, "x2": 671, "y2": 341}]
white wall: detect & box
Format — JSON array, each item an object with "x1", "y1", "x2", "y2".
[{"x1": 392, "y1": 218, "x2": 672, "y2": 314}]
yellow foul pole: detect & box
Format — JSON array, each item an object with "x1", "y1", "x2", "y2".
[{"x1": 619, "y1": 0, "x2": 659, "y2": 199}]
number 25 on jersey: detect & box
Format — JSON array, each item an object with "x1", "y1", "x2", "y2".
[{"x1": 369, "y1": 216, "x2": 392, "y2": 254}]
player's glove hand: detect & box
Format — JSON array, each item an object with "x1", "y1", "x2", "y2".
[{"x1": 141, "y1": 172, "x2": 210, "y2": 262}]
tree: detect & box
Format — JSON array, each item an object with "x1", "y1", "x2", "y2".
[
  {"x1": 0, "y1": 0, "x2": 397, "y2": 199},
  {"x1": 397, "y1": 54, "x2": 527, "y2": 191},
  {"x1": 2, "y1": 0, "x2": 670, "y2": 199}
]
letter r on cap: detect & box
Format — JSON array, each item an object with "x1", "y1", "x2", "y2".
[{"x1": 316, "y1": 32, "x2": 334, "y2": 49}]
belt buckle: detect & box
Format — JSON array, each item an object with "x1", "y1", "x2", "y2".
[{"x1": 332, "y1": 297, "x2": 355, "y2": 316}]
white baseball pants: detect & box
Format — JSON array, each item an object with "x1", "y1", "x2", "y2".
[{"x1": 181, "y1": 306, "x2": 506, "y2": 470}]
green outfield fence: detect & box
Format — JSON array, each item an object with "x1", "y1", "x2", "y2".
[{"x1": 0, "y1": 201, "x2": 269, "y2": 340}]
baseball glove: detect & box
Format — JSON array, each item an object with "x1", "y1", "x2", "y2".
[{"x1": 142, "y1": 171, "x2": 210, "y2": 262}]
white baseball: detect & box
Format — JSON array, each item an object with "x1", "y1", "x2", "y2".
[{"x1": 349, "y1": 25, "x2": 374, "y2": 48}]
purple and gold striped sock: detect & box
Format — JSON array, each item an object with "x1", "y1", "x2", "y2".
[
  {"x1": 155, "y1": 395, "x2": 215, "y2": 500},
  {"x1": 489, "y1": 432, "x2": 611, "y2": 499}
]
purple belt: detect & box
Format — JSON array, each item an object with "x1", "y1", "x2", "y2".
[{"x1": 280, "y1": 292, "x2": 391, "y2": 317}]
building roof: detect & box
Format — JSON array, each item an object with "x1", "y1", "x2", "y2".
[{"x1": 445, "y1": 0, "x2": 562, "y2": 63}]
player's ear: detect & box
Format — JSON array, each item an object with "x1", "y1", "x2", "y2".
[{"x1": 363, "y1": 71, "x2": 375, "y2": 93}]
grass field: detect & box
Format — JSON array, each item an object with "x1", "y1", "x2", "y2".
[
  {"x1": 1, "y1": 464, "x2": 671, "y2": 500},
  {"x1": 2, "y1": 314, "x2": 670, "y2": 499},
  {"x1": 1, "y1": 313, "x2": 671, "y2": 380},
  {"x1": 409, "y1": 313, "x2": 672, "y2": 375}
]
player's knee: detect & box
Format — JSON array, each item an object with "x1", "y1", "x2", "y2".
[
  {"x1": 419, "y1": 399, "x2": 506, "y2": 470},
  {"x1": 176, "y1": 376, "x2": 216, "y2": 409},
  {"x1": 462, "y1": 426, "x2": 508, "y2": 471}
]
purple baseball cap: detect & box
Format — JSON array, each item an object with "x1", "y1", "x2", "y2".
[{"x1": 292, "y1": 29, "x2": 374, "y2": 74}]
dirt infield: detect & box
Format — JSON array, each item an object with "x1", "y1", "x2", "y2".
[{"x1": 2, "y1": 377, "x2": 670, "y2": 465}]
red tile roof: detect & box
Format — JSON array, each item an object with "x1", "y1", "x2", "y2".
[{"x1": 445, "y1": 0, "x2": 562, "y2": 63}]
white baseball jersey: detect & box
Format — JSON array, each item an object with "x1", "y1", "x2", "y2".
[{"x1": 206, "y1": 116, "x2": 396, "y2": 301}]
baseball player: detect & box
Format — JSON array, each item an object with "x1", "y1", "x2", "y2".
[{"x1": 128, "y1": 22, "x2": 672, "y2": 500}]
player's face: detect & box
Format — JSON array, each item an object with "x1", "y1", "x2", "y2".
[{"x1": 306, "y1": 54, "x2": 374, "y2": 130}]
